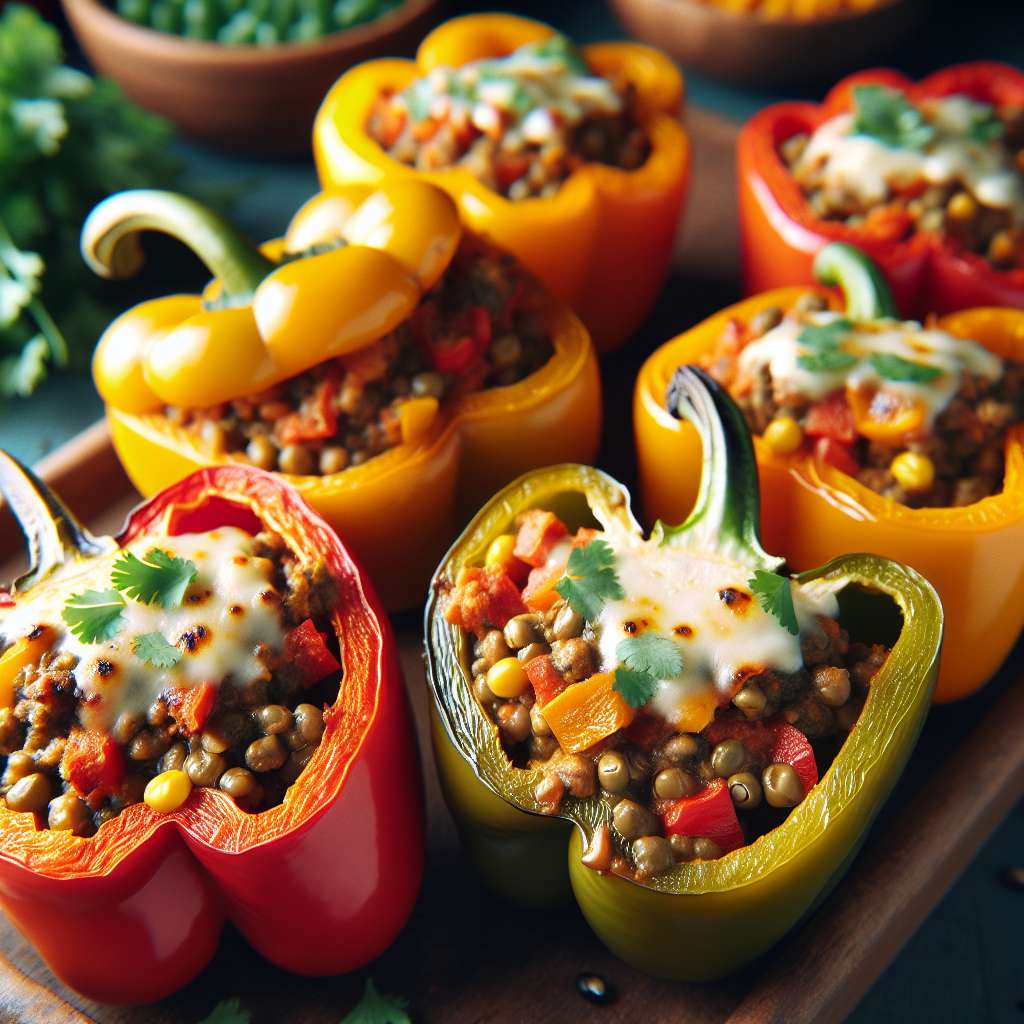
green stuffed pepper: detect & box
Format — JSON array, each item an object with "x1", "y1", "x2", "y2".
[{"x1": 425, "y1": 367, "x2": 942, "y2": 980}]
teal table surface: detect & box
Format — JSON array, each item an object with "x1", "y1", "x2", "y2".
[{"x1": 1, "y1": 1, "x2": 1022, "y2": 1019}]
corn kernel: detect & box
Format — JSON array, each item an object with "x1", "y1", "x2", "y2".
[
  {"x1": 946, "y1": 191, "x2": 976, "y2": 221},
  {"x1": 890, "y1": 451, "x2": 935, "y2": 493},
  {"x1": 988, "y1": 230, "x2": 1016, "y2": 265},
  {"x1": 486, "y1": 657, "x2": 530, "y2": 699},
  {"x1": 762, "y1": 416, "x2": 804, "y2": 455},
  {"x1": 144, "y1": 770, "x2": 193, "y2": 813},
  {"x1": 485, "y1": 534, "x2": 518, "y2": 570}
]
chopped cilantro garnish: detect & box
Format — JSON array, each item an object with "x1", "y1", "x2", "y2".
[
  {"x1": 852, "y1": 85, "x2": 935, "y2": 151},
  {"x1": 748, "y1": 570, "x2": 799, "y2": 636},
  {"x1": 797, "y1": 318, "x2": 853, "y2": 350},
  {"x1": 797, "y1": 349, "x2": 858, "y2": 373},
  {"x1": 869, "y1": 352, "x2": 942, "y2": 383},
  {"x1": 554, "y1": 539, "x2": 624, "y2": 623},
  {"x1": 612, "y1": 633, "x2": 683, "y2": 709},
  {"x1": 111, "y1": 547, "x2": 198, "y2": 608},
  {"x1": 198, "y1": 997, "x2": 251, "y2": 1024},
  {"x1": 132, "y1": 631, "x2": 182, "y2": 669},
  {"x1": 341, "y1": 979, "x2": 411, "y2": 1024},
  {"x1": 61, "y1": 589, "x2": 125, "y2": 643},
  {"x1": 967, "y1": 106, "x2": 1003, "y2": 144}
]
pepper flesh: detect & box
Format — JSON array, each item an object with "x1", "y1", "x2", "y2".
[
  {"x1": 0, "y1": 458, "x2": 422, "y2": 1003},
  {"x1": 87, "y1": 181, "x2": 601, "y2": 610},
  {"x1": 425, "y1": 370, "x2": 941, "y2": 980},
  {"x1": 738, "y1": 62, "x2": 1024, "y2": 316},
  {"x1": 634, "y1": 249, "x2": 1024, "y2": 702},
  {"x1": 313, "y1": 13, "x2": 691, "y2": 352}
]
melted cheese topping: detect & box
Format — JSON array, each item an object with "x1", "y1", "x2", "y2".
[
  {"x1": 737, "y1": 312, "x2": 1003, "y2": 429},
  {"x1": 0, "y1": 528, "x2": 286, "y2": 733},
  {"x1": 795, "y1": 96, "x2": 1024, "y2": 224},
  {"x1": 593, "y1": 532, "x2": 838, "y2": 733}
]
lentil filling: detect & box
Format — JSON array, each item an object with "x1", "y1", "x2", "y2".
[
  {"x1": 0, "y1": 527, "x2": 341, "y2": 836},
  {"x1": 443, "y1": 508, "x2": 889, "y2": 882},
  {"x1": 169, "y1": 238, "x2": 553, "y2": 475},
  {"x1": 367, "y1": 33, "x2": 650, "y2": 200},
  {"x1": 700, "y1": 294, "x2": 1024, "y2": 507}
]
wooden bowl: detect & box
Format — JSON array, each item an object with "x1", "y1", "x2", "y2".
[
  {"x1": 608, "y1": 0, "x2": 926, "y2": 88},
  {"x1": 61, "y1": 0, "x2": 441, "y2": 157}
]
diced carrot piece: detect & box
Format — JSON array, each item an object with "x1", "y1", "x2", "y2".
[
  {"x1": 524, "y1": 655, "x2": 567, "y2": 706},
  {"x1": 444, "y1": 565, "x2": 527, "y2": 637},
  {"x1": 513, "y1": 509, "x2": 569, "y2": 568},
  {"x1": 522, "y1": 563, "x2": 565, "y2": 612},
  {"x1": 541, "y1": 672, "x2": 636, "y2": 754}
]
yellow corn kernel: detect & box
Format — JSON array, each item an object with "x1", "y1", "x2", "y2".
[
  {"x1": 486, "y1": 657, "x2": 530, "y2": 699},
  {"x1": 144, "y1": 770, "x2": 193, "y2": 813},
  {"x1": 946, "y1": 192, "x2": 976, "y2": 221},
  {"x1": 485, "y1": 534, "x2": 518, "y2": 571},
  {"x1": 988, "y1": 231, "x2": 1016, "y2": 266},
  {"x1": 762, "y1": 416, "x2": 804, "y2": 455},
  {"x1": 890, "y1": 451, "x2": 935, "y2": 493}
]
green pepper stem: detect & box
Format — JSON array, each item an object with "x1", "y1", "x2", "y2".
[
  {"x1": 813, "y1": 242, "x2": 900, "y2": 321},
  {"x1": 81, "y1": 190, "x2": 276, "y2": 300},
  {"x1": 659, "y1": 366, "x2": 782, "y2": 572},
  {"x1": 0, "y1": 450, "x2": 114, "y2": 591}
]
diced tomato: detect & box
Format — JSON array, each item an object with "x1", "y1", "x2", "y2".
[
  {"x1": 861, "y1": 203, "x2": 915, "y2": 242},
  {"x1": 769, "y1": 722, "x2": 818, "y2": 797},
  {"x1": 704, "y1": 713, "x2": 775, "y2": 761},
  {"x1": 814, "y1": 437, "x2": 860, "y2": 477},
  {"x1": 705, "y1": 715, "x2": 819, "y2": 798},
  {"x1": 444, "y1": 565, "x2": 527, "y2": 637},
  {"x1": 430, "y1": 336, "x2": 479, "y2": 375},
  {"x1": 623, "y1": 712, "x2": 673, "y2": 749},
  {"x1": 524, "y1": 655, "x2": 567, "y2": 706},
  {"x1": 804, "y1": 391, "x2": 856, "y2": 445},
  {"x1": 286, "y1": 619, "x2": 342, "y2": 686},
  {"x1": 495, "y1": 152, "x2": 530, "y2": 190},
  {"x1": 470, "y1": 305, "x2": 492, "y2": 351},
  {"x1": 513, "y1": 509, "x2": 569, "y2": 568},
  {"x1": 61, "y1": 728, "x2": 125, "y2": 803},
  {"x1": 166, "y1": 682, "x2": 218, "y2": 737},
  {"x1": 662, "y1": 779, "x2": 745, "y2": 855},
  {"x1": 522, "y1": 562, "x2": 565, "y2": 612},
  {"x1": 276, "y1": 375, "x2": 338, "y2": 446}
]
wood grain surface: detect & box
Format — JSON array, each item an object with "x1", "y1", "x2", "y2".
[{"x1": 0, "y1": 108, "x2": 1021, "y2": 1024}]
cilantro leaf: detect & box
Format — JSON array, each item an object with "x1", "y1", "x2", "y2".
[
  {"x1": 852, "y1": 85, "x2": 935, "y2": 150},
  {"x1": 111, "y1": 548, "x2": 198, "y2": 608},
  {"x1": 133, "y1": 632, "x2": 182, "y2": 669},
  {"x1": 554, "y1": 539, "x2": 624, "y2": 622},
  {"x1": 62, "y1": 589, "x2": 125, "y2": 643},
  {"x1": 617, "y1": 634, "x2": 683, "y2": 680},
  {"x1": 869, "y1": 353, "x2": 942, "y2": 383},
  {"x1": 967, "y1": 106, "x2": 1003, "y2": 144},
  {"x1": 748, "y1": 570, "x2": 799, "y2": 636},
  {"x1": 797, "y1": 318, "x2": 852, "y2": 350},
  {"x1": 198, "y1": 998, "x2": 251, "y2": 1024},
  {"x1": 612, "y1": 666, "x2": 658, "y2": 710},
  {"x1": 797, "y1": 349, "x2": 858, "y2": 373},
  {"x1": 341, "y1": 979, "x2": 411, "y2": 1024}
]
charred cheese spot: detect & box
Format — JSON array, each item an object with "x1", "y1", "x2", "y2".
[
  {"x1": 623, "y1": 620, "x2": 638, "y2": 635},
  {"x1": 186, "y1": 590, "x2": 213, "y2": 606},
  {"x1": 95, "y1": 659, "x2": 116, "y2": 680},
  {"x1": 673, "y1": 624, "x2": 694, "y2": 638},
  {"x1": 228, "y1": 605, "x2": 244, "y2": 617},
  {"x1": 259, "y1": 590, "x2": 282, "y2": 606},
  {"x1": 232, "y1": 556, "x2": 249, "y2": 566},
  {"x1": 718, "y1": 588, "x2": 753, "y2": 612},
  {"x1": 178, "y1": 625, "x2": 212, "y2": 654},
  {"x1": 27, "y1": 625, "x2": 47, "y2": 642}
]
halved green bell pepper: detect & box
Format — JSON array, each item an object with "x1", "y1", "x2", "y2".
[{"x1": 425, "y1": 367, "x2": 943, "y2": 980}]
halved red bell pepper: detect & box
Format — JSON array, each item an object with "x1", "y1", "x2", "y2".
[
  {"x1": 738, "y1": 62, "x2": 1024, "y2": 316},
  {"x1": 0, "y1": 454, "x2": 422, "y2": 1004}
]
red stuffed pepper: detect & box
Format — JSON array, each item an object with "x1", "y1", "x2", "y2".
[
  {"x1": 0, "y1": 453, "x2": 422, "y2": 1003},
  {"x1": 739, "y1": 62, "x2": 1024, "y2": 316}
]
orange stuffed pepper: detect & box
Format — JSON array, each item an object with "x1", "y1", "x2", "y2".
[
  {"x1": 85, "y1": 180, "x2": 600, "y2": 610},
  {"x1": 636, "y1": 243, "x2": 1024, "y2": 702},
  {"x1": 313, "y1": 13, "x2": 691, "y2": 352}
]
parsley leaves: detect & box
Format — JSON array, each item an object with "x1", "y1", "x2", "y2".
[
  {"x1": 851, "y1": 85, "x2": 935, "y2": 151},
  {"x1": 133, "y1": 631, "x2": 183, "y2": 669},
  {"x1": 61, "y1": 589, "x2": 125, "y2": 643},
  {"x1": 111, "y1": 548, "x2": 198, "y2": 608},
  {"x1": 341, "y1": 979, "x2": 411, "y2": 1024},
  {"x1": 748, "y1": 570, "x2": 799, "y2": 635},
  {"x1": 869, "y1": 352, "x2": 942, "y2": 383},
  {"x1": 612, "y1": 634, "x2": 683, "y2": 709},
  {"x1": 554, "y1": 539, "x2": 624, "y2": 622},
  {"x1": 967, "y1": 105, "x2": 1003, "y2": 144},
  {"x1": 797, "y1": 349, "x2": 858, "y2": 373},
  {"x1": 796, "y1": 317, "x2": 857, "y2": 373}
]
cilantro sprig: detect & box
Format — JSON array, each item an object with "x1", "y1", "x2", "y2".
[
  {"x1": 797, "y1": 349, "x2": 858, "y2": 373},
  {"x1": 869, "y1": 352, "x2": 942, "y2": 383},
  {"x1": 111, "y1": 547, "x2": 198, "y2": 607},
  {"x1": 796, "y1": 318, "x2": 858, "y2": 373},
  {"x1": 967, "y1": 105, "x2": 1003, "y2": 144},
  {"x1": 133, "y1": 631, "x2": 183, "y2": 668},
  {"x1": 198, "y1": 998, "x2": 251, "y2": 1024},
  {"x1": 612, "y1": 633, "x2": 683, "y2": 709},
  {"x1": 341, "y1": 979, "x2": 411, "y2": 1024},
  {"x1": 554, "y1": 539, "x2": 624, "y2": 622},
  {"x1": 852, "y1": 85, "x2": 935, "y2": 150},
  {"x1": 748, "y1": 570, "x2": 799, "y2": 635},
  {"x1": 61, "y1": 589, "x2": 125, "y2": 643}
]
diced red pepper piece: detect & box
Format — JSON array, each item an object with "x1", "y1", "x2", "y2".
[
  {"x1": 524, "y1": 655, "x2": 567, "y2": 706},
  {"x1": 769, "y1": 722, "x2": 818, "y2": 797},
  {"x1": 814, "y1": 437, "x2": 860, "y2": 477},
  {"x1": 513, "y1": 509, "x2": 570, "y2": 568},
  {"x1": 286, "y1": 619, "x2": 342, "y2": 686},
  {"x1": 277, "y1": 375, "x2": 338, "y2": 446},
  {"x1": 62, "y1": 728, "x2": 125, "y2": 803},
  {"x1": 429, "y1": 335, "x2": 479, "y2": 375},
  {"x1": 444, "y1": 565, "x2": 527, "y2": 637},
  {"x1": 663, "y1": 779, "x2": 745, "y2": 855},
  {"x1": 804, "y1": 391, "x2": 856, "y2": 445},
  {"x1": 470, "y1": 305, "x2": 492, "y2": 352},
  {"x1": 166, "y1": 682, "x2": 218, "y2": 737}
]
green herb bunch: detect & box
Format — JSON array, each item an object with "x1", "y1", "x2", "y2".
[{"x1": 0, "y1": 5, "x2": 185, "y2": 398}]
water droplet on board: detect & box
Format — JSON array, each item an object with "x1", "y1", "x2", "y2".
[
  {"x1": 998, "y1": 866, "x2": 1024, "y2": 890},
  {"x1": 576, "y1": 972, "x2": 617, "y2": 1006}
]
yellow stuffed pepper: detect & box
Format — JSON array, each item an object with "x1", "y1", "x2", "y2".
[
  {"x1": 313, "y1": 13, "x2": 690, "y2": 353},
  {"x1": 635, "y1": 243, "x2": 1024, "y2": 702},
  {"x1": 85, "y1": 180, "x2": 601, "y2": 609}
]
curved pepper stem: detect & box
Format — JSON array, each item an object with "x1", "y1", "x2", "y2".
[
  {"x1": 81, "y1": 190, "x2": 277, "y2": 302},
  {"x1": 0, "y1": 450, "x2": 114, "y2": 591},
  {"x1": 659, "y1": 366, "x2": 782, "y2": 572},
  {"x1": 813, "y1": 242, "x2": 900, "y2": 321}
]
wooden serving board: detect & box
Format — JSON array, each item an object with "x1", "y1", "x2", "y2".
[{"x1": 0, "y1": 109, "x2": 1021, "y2": 1024}]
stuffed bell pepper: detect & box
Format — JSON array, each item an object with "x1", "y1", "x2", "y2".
[
  {"x1": 739, "y1": 62, "x2": 1024, "y2": 315},
  {"x1": 425, "y1": 367, "x2": 941, "y2": 980},
  {"x1": 636, "y1": 242, "x2": 1024, "y2": 702},
  {"x1": 0, "y1": 455, "x2": 421, "y2": 1002},
  {"x1": 84, "y1": 181, "x2": 600, "y2": 610},
  {"x1": 313, "y1": 13, "x2": 690, "y2": 351}
]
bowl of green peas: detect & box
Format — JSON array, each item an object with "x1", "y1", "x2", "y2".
[{"x1": 61, "y1": 0, "x2": 440, "y2": 155}]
